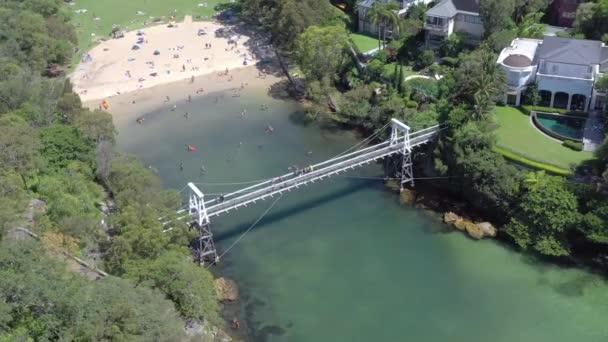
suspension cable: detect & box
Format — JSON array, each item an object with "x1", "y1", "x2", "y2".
[
  {"x1": 332, "y1": 122, "x2": 391, "y2": 159},
  {"x1": 208, "y1": 193, "x2": 283, "y2": 268}
]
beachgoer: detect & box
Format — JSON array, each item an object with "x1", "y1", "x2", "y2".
[
  {"x1": 232, "y1": 318, "x2": 240, "y2": 330},
  {"x1": 165, "y1": 96, "x2": 170, "y2": 102},
  {"x1": 188, "y1": 95, "x2": 192, "y2": 102},
  {"x1": 171, "y1": 104, "x2": 177, "y2": 111},
  {"x1": 190, "y1": 75, "x2": 195, "y2": 83},
  {"x1": 219, "y1": 194, "x2": 225, "y2": 202}
]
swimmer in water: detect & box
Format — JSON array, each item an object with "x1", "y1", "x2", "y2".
[
  {"x1": 179, "y1": 162, "x2": 184, "y2": 171},
  {"x1": 200, "y1": 165, "x2": 206, "y2": 175},
  {"x1": 165, "y1": 96, "x2": 170, "y2": 102},
  {"x1": 184, "y1": 112, "x2": 190, "y2": 119},
  {"x1": 171, "y1": 104, "x2": 177, "y2": 111},
  {"x1": 187, "y1": 95, "x2": 192, "y2": 102}
]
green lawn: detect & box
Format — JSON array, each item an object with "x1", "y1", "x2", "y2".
[
  {"x1": 70, "y1": 0, "x2": 228, "y2": 62},
  {"x1": 381, "y1": 63, "x2": 417, "y2": 80},
  {"x1": 493, "y1": 106, "x2": 593, "y2": 169},
  {"x1": 350, "y1": 33, "x2": 380, "y2": 53}
]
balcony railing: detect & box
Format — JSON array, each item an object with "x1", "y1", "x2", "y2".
[{"x1": 424, "y1": 23, "x2": 448, "y2": 32}]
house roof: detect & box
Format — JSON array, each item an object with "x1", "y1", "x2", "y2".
[
  {"x1": 537, "y1": 36, "x2": 608, "y2": 67},
  {"x1": 452, "y1": 0, "x2": 480, "y2": 13},
  {"x1": 426, "y1": 0, "x2": 479, "y2": 17}
]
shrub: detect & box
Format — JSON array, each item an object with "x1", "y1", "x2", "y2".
[
  {"x1": 417, "y1": 50, "x2": 435, "y2": 69},
  {"x1": 562, "y1": 140, "x2": 583, "y2": 151},
  {"x1": 492, "y1": 146, "x2": 572, "y2": 176},
  {"x1": 520, "y1": 105, "x2": 588, "y2": 118}
]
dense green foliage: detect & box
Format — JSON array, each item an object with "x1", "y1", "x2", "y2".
[
  {"x1": 0, "y1": 240, "x2": 186, "y2": 341},
  {"x1": 296, "y1": 25, "x2": 350, "y2": 82},
  {"x1": 279, "y1": 0, "x2": 608, "y2": 268},
  {"x1": 241, "y1": 0, "x2": 342, "y2": 52},
  {"x1": 573, "y1": 0, "x2": 608, "y2": 41},
  {"x1": 0, "y1": 0, "x2": 221, "y2": 339}
]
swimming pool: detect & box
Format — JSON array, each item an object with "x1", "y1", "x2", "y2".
[{"x1": 532, "y1": 112, "x2": 586, "y2": 142}]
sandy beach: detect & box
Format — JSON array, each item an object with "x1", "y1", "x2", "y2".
[
  {"x1": 103, "y1": 65, "x2": 284, "y2": 119},
  {"x1": 72, "y1": 16, "x2": 272, "y2": 103}
]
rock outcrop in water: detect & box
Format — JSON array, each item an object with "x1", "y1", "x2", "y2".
[
  {"x1": 443, "y1": 212, "x2": 497, "y2": 239},
  {"x1": 215, "y1": 277, "x2": 239, "y2": 301}
]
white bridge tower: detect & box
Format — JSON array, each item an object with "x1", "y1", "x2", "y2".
[
  {"x1": 389, "y1": 118, "x2": 414, "y2": 190},
  {"x1": 187, "y1": 182, "x2": 218, "y2": 265}
]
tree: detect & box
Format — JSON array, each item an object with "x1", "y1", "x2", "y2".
[
  {"x1": 295, "y1": 25, "x2": 350, "y2": 82},
  {"x1": 516, "y1": 13, "x2": 546, "y2": 39},
  {"x1": 573, "y1": 0, "x2": 608, "y2": 40},
  {"x1": 439, "y1": 32, "x2": 466, "y2": 57},
  {"x1": 522, "y1": 82, "x2": 541, "y2": 106},
  {"x1": 0, "y1": 115, "x2": 40, "y2": 179},
  {"x1": 0, "y1": 240, "x2": 186, "y2": 341},
  {"x1": 367, "y1": 2, "x2": 387, "y2": 51},
  {"x1": 125, "y1": 250, "x2": 221, "y2": 324},
  {"x1": 479, "y1": 0, "x2": 516, "y2": 37},
  {"x1": 418, "y1": 49, "x2": 435, "y2": 69},
  {"x1": 506, "y1": 171, "x2": 580, "y2": 256},
  {"x1": 40, "y1": 124, "x2": 95, "y2": 171},
  {"x1": 513, "y1": 0, "x2": 551, "y2": 23},
  {"x1": 367, "y1": 1, "x2": 402, "y2": 50},
  {"x1": 453, "y1": 49, "x2": 506, "y2": 117},
  {"x1": 595, "y1": 73, "x2": 608, "y2": 93},
  {"x1": 75, "y1": 109, "x2": 116, "y2": 144}
]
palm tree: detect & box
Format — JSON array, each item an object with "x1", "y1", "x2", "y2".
[
  {"x1": 367, "y1": 3, "x2": 385, "y2": 51},
  {"x1": 379, "y1": 2, "x2": 403, "y2": 43},
  {"x1": 367, "y1": 1, "x2": 403, "y2": 50}
]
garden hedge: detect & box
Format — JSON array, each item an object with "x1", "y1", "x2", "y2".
[{"x1": 492, "y1": 146, "x2": 573, "y2": 176}]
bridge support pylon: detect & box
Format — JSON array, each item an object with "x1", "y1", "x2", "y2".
[
  {"x1": 187, "y1": 182, "x2": 218, "y2": 265},
  {"x1": 390, "y1": 119, "x2": 414, "y2": 190}
]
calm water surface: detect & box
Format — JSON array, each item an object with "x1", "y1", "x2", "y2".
[{"x1": 115, "y1": 85, "x2": 608, "y2": 342}]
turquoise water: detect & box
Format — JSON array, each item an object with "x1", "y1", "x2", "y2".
[
  {"x1": 536, "y1": 113, "x2": 586, "y2": 140},
  {"x1": 115, "y1": 86, "x2": 608, "y2": 342}
]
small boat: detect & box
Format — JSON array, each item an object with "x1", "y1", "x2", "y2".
[{"x1": 187, "y1": 145, "x2": 197, "y2": 152}]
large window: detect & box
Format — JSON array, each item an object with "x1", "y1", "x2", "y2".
[
  {"x1": 463, "y1": 14, "x2": 482, "y2": 24},
  {"x1": 426, "y1": 16, "x2": 446, "y2": 26}
]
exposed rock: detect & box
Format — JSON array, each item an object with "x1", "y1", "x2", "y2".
[
  {"x1": 464, "y1": 221, "x2": 484, "y2": 240},
  {"x1": 443, "y1": 211, "x2": 460, "y2": 224},
  {"x1": 185, "y1": 319, "x2": 233, "y2": 342},
  {"x1": 384, "y1": 179, "x2": 401, "y2": 193},
  {"x1": 24, "y1": 199, "x2": 46, "y2": 223},
  {"x1": 453, "y1": 218, "x2": 466, "y2": 231},
  {"x1": 215, "y1": 277, "x2": 239, "y2": 302},
  {"x1": 476, "y1": 222, "x2": 497, "y2": 237},
  {"x1": 399, "y1": 188, "x2": 416, "y2": 205}
]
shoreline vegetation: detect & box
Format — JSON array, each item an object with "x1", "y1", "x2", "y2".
[
  {"x1": 1, "y1": 0, "x2": 608, "y2": 340},
  {"x1": 235, "y1": 0, "x2": 608, "y2": 271},
  {"x1": 0, "y1": 1, "x2": 248, "y2": 340}
]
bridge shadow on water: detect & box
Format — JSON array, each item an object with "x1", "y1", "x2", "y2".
[{"x1": 213, "y1": 178, "x2": 379, "y2": 243}]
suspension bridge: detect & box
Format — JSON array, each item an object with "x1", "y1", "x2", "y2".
[{"x1": 167, "y1": 119, "x2": 443, "y2": 264}]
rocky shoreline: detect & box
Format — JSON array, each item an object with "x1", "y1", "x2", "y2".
[{"x1": 385, "y1": 180, "x2": 498, "y2": 240}]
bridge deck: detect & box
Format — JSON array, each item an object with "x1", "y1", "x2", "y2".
[{"x1": 182, "y1": 125, "x2": 441, "y2": 219}]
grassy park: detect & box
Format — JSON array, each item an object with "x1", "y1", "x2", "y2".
[
  {"x1": 350, "y1": 33, "x2": 380, "y2": 53},
  {"x1": 70, "y1": 0, "x2": 229, "y2": 57},
  {"x1": 493, "y1": 106, "x2": 592, "y2": 171}
]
